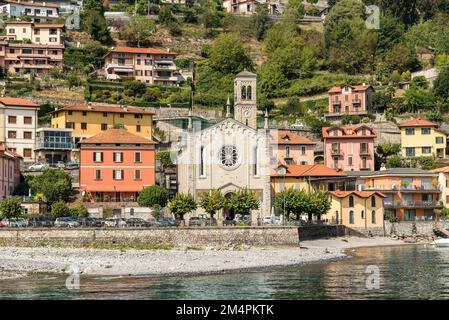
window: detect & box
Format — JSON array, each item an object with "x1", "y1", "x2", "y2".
[
  {"x1": 68, "y1": 110, "x2": 73, "y2": 115},
  {"x1": 101, "y1": 123, "x2": 107, "y2": 131},
  {"x1": 349, "y1": 211, "x2": 354, "y2": 224},
  {"x1": 136, "y1": 125, "x2": 141, "y2": 132},
  {"x1": 49, "y1": 37, "x2": 57, "y2": 42},
  {"x1": 422, "y1": 147, "x2": 432, "y2": 154},
  {"x1": 145, "y1": 59, "x2": 151, "y2": 65},
  {"x1": 348, "y1": 156, "x2": 353, "y2": 166},
  {"x1": 81, "y1": 123, "x2": 87, "y2": 130},
  {"x1": 300, "y1": 161, "x2": 307, "y2": 165},
  {"x1": 34, "y1": 29, "x2": 40, "y2": 35},
  {"x1": 95, "y1": 170, "x2": 102, "y2": 181},
  {"x1": 23, "y1": 149, "x2": 32, "y2": 158},
  {"x1": 8, "y1": 28, "x2": 14, "y2": 34},
  {"x1": 9, "y1": 48, "x2": 15, "y2": 54},
  {"x1": 219, "y1": 145, "x2": 238, "y2": 168},
  {"x1": 134, "y1": 114, "x2": 143, "y2": 119},
  {"x1": 371, "y1": 210, "x2": 376, "y2": 224},
  {"x1": 135, "y1": 169, "x2": 141, "y2": 180},
  {"x1": 362, "y1": 157, "x2": 367, "y2": 169},
  {"x1": 246, "y1": 86, "x2": 252, "y2": 100},
  {"x1": 22, "y1": 48, "x2": 32, "y2": 54},
  {"x1": 120, "y1": 113, "x2": 124, "y2": 118},
  {"x1": 137, "y1": 59, "x2": 141, "y2": 65},
  {"x1": 103, "y1": 112, "x2": 108, "y2": 117},
  {"x1": 24, "y1": 116, "x2": 32, "y2": 124},
  {"x1": 35, "y1": 37, "x2": 40, "y2": 43},
  {"x1": 360, "y1": 142, "x2": 368, "y2": 154},
  {"x1": 301, "y1": 146, "x2": 306, "y2": 155},
  {"x1": 406, "y1": 148, "x2": 415, "y2": 157},
  {"x1": 200, "y1": 146, "x2": 205, "y2": 176},
  {"x1": 253, "y1": 146, "x2": 258, "y2": 176},
  {"x1": 145, "y1": 70, "x2": 152, "y2": 76},
  {"x1": 113, "y1": 152, "x2": 123, "y2": 163},
  {"x1": 371, "y1": 196, "x2": 376, "y2": 207},
  {"x1": 7, "y1": 131, "x2": 16, "y2": 139},
  {"x1": 436, "y1": 137, "x2": 444, "y2": 144},
  {"x1": 8, "y1": 116, "x2": 16, "y2": 124},
  {"x1": 405, "y1": 128, "x2": 415, "y2": 135},
  {"x1": 285, "y1": 146, "x2": 290, "y2": 157},
  {"x1": 65, "y1": 122, "x2": 74, "y2": 129},
  {"x1": 361, "y1": 210, "x2": 364, "y2": 219},
  {"x1": 113, "y1": 170, "x2": 124, "y2": 180},
  {"x1": 24, "y1": 131, "x2": 32, "y2": 139},
  {"x1": 82, "y1": 111, "x2": 87, "y2": 116},
  {"x1": 348, "y1": 195, "x2": 354, "y2": 208},
  {"x1": 241, "y1": 86, "x2": 247, "y2": 100},
  {"x1": 421, "y1": 128, "x2": 431, "y2": 135},
  {"x1": 93, "y1": 152, "x2": 103, "y2": 162},
  {"x1": 134, "y1": 152, "x2": 141, "y2": 163}
]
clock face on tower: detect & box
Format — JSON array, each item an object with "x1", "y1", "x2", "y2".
[{"x1": 244, "y1": 110, "x2": 252, "y2": 118}]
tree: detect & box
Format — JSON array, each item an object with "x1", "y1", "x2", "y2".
[
  {"x1": 376, "y1": 143, "x2": 401, "y2": 162},
  {"x1": 0, "y1": 197, "x2": 22, "y2": 219},
  {"x1": 228, "y1": 189, "x2": 259, "y2": 217},
  {"x1": 120, "y1": 15, "x2": 155, "y2": 47},
  {"x1": 307, "y1": 191, "x2": 331, "y2": 221},
  {"x1": 51, "y1": 200, "x2": 70, "y2": 217},
  {"x1": 138, "y1": 185, "x2": 169, "y2": 208},
  {"x1": 83, "y1": 10, "x2": 112, "y2": 44},
  {"x1": 386, "y1": 155, "x2": 403, "y2": 168},
  {"x1": 207, "y1": 33, "x2": 253, "y2": 75},
  {"x1": 199, "y1": 189, "x2": 226, "y2": 221},
  {"x1": 68, "y1": 205, "x2": 89, "y2": 217},
  {"x1": 28, "y1": 169, "x2": 72, "y2": 205},
  {"x1": 434, "y1": 66, "x2": 449, "y2": 101},
  {"x1": 124, "y1": 80, "x2": 147, "y2": 97},
  {"x1": 84, "y1": 0, "x2": 104, "y2": 12},
  {"x1": 251, "y1": 4, "x2": 271, "y2": 41},
  {"x1": 284, "y1": 0, "x2": 305, "y2": 20},
  {"x1": 168, "y1": 193, "x2": 197, "y2": 222},
  {"x1": 274, "y1": 188, "x2": 308, "y2": 221}
]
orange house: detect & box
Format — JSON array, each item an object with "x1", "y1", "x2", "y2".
[{"x1": 79, "y1": 129, "x2": 157, "y2": 202}]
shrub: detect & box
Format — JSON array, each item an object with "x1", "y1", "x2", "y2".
[
  {"x1": 51, "y1": 200, "x2": 69, "y2": 217},
  {"x1": 138, "y1": 185, "x2": 169, "y2": 208}
]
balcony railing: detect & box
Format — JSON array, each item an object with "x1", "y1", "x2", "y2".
[
  {"x1": 360, "y1": 149, "x2": 370, "y2": 156},
  {"x1": 400, "y1": 184, "x2": 441, "y2": 192},
  {"x1": 384, "y1": 201, "x2": 443, "y2": 209},
  {"x1": 362, "y1": 185, "x2": 441, "y2": 192},
  {"x1": 352, "y1": 99, "x2": 361, "y2": 104},
  {"x1": 325, "y1": 110, "x2": 368, "y2": 117},
  {"x1": 331, "y1": 149, "x2": 343, "y2": 155},
  {"x1": 332, "y1": 101, "x2": 341, "y2": 106}
]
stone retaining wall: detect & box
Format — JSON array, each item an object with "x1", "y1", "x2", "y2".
[
  {"x1": 0, "y1": 227, "x2": 299, "y2": 247},
  {"x1": 353, "y1": 221, "x2": 449, "y2": 237}
]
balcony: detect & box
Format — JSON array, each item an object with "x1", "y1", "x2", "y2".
[
  {"x1": 35, "y1": 141, "x2": 73, "y2": 150},
  {"x1": 332, "y1": 101, "x2": 341, "y2": 106},
  {"x1": 154, "y1": 64, "x2": 177, "y2": 71},
  {"x1": 331, "y1": 149, "x2": 343, "y2": 156},
  {"x1": 360, "y1": 148, "x2": 370, "y2": 156},
  {"x1": 384, "y1": 201, "x2": 443, "y2": 209},
  {"x1": 154, "y1": 75, "x2": 178, "y2": 82},
  {"x1": 400, "y1": 184, "x2": 441, "y2": 192},
  {"x1": 105, "y1": 63, "x2": 134, "y2": 73},
  {"x1": 325, "y1": 110, "x2": 368, "y2": 117},
  {"x1": 352, "y1": 99, "x2": 361, "y2": 105}
]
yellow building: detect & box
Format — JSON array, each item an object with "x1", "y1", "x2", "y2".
[
  {"x1": 323, "y1": 191, "x2": 386, "y2": 228},
  {"x1": 50, "y1": 104, "x2": 154, "y2": 144},
  {"x1": 271, "y1": 164, "x2": 349, "y2": 194},
  {"x1": 398, "y1": 118, "x2": 447, "y2": 159}
]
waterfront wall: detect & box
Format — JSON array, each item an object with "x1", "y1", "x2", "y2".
[
  {"x1": 354, "y1": 221, "x2": 449, "y2": 238},
  {"x1": 298, "y1": 225, "x2": 367, "y2": 240},
  {"x1": 0, "y1": 227, "x2": 299, "y2": 247}
]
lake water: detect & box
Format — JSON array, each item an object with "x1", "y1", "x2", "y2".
[{"x1": 1, "y1": 244, "x2": 449, "y2": 300}]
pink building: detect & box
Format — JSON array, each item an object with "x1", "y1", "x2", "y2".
[
  {"x1": 79, "y1": 129, "x2": 157, "y2": 202},
  {"x1": 322, "y1": 125, "x2": 376, "y2": 172},
  {"x1": 104, "y1": 47, "x2": 178, "y2": 86},
  {"x1": 271, "y1": 130, "x2": 315, "y2": 165},
  {"x1": 0, "y1": 144, "x2": 21, "y2": 199},
  {"x1": 326, "y1": 84, "x2": 374, "y2": 120}
]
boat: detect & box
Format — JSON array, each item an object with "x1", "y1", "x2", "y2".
[{"x1": 431, "y1": 239, "x2": 449, "y2": 247}]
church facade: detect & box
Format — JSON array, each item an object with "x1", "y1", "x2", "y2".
[{"x1": 177, "y1": 71, "x2": 273, "y2": 224}]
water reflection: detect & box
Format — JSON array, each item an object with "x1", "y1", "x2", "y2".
[{"x1": 2, "y1": 245, "x2": 449, "y2": 300}]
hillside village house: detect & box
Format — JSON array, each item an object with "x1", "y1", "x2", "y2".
[
  {"x1": 0, "y1": 144, "x2": 21, "y2": 199},
  {"x1": 34, "y1": 127, "x2": 74, "y2": 165},
  {"x1": 50, "y1": 103, "x2": 154, "y2": 147},
  {"x1": 323, "y1": 191, "x2": 385, "y2": 229},
  {"x1": 0, "y1": 1, "x2": 60, "y2": 23},
  {"x1": 104, "y1": 47, "x2": 178, "y2": 85},
  {"x1": 0, "y1": 21, "x2": 64, "y2": 75},
  {"x1": 326, "y1": 84, "x2": 374, "y2": 120},
  {"x1": 0, "y1": 97, "x2": 39, "y2": 162},
  {"x1": 322, "y1": 125, "x2": 376, "y2": 172},
  {"x1": 350, "y1": 168, "x2": 442, "y2": 221},
  {"x1": 398, "y1": 118, "x2": 447, "y2": 159},
  {"x1": 431, "y1": 166, "x2": 449, "y2": 208},
  {"x1": 79, "y1": 129, "x2": 156, "y2": 202},
  {"x1": 222, "y1": 0, "x2": 286, "y2": 15},
  {"x1": 271, "y1": 130, "x2": 315, "y2": 165}
]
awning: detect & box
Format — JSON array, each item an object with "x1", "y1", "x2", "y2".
[{"x1": 84, "y1": 185, "x2": 145, "y2": 192}]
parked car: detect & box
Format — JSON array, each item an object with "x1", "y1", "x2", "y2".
[
  {"x1": 65, "y1": 161, "x2": 80, "y2": 170},
  {"x1": 27, "y1": 162, "x2": 48, "y2": 171},
  {"x1": 0, "y1": 220, "x2": 7, "y2": 227},
  {"x1": 54, "y1": 217, "x2": 80, "y2": 228},
  {"x1": 80, "y1": 217, "x2": 103, "y2": 227},
  {"x1": 157, "y1": 218, "x2": 179, "y2": 227},
  {"x1": 263, "y1": 216, "x2": 272, "y2": 225},
  {"x1": 28, "y1": 216, "x2": 55, "y2": 227},
  {"x1": 188, "y1": 217, "x2": 205, "y2": 227},
  {"x1": 6, "y1": 218, "x2": 28, "y2": 228},
  {"x1": 222, "y1": 219, "x2": 237, "y2": 226},
  {"x1": 126, "y1": 218, "x2": 149, "y2": 227},
  {"x1": 56, "y1": 161, "x2": 66, "y2": 169}
]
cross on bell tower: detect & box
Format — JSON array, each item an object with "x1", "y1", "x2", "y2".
[{"x1": 233, "y1": 70, "x2": 257, "y2": 129}]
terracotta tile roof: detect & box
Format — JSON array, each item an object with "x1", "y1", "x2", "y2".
[
  {"x1": 275, "y1": 131, "x2": 316, "y2": 145},
  {"x1": 79, "y1": 129, "x2": 156, "y2": 145},
  {"x1": 397, "y1": 118, "x2": 438, "y2": 128},
  {"x1": 271, "y1": 164, "x2": 347, "y2": 177},
  {"x1": 6, "y1": 43, "x2": 64, "y2": 48},
  {"x1": 108, "y1": 47, "x2": 177, "y2": 55},
  {"x1": 33, "y1": 24, "x2": 65, "y2": 28},
  {"x1": 5, "y1": 21, "x2": 32, "y2": 24},
  {"x1": 5, "y1": 1, "x2": 60, "y2": 8},
  {"x1": 328, "y1": 84, "x2": 373, "y2": 93},
  {"x1": 431, "y1": 166, "x2": 449, "y2": 173},
  {"x1": 52, "y1": 104, "x2": 154, "y2": 115},
  {"x1": 322, "y1": 125, "x2": 376, "y2": 138},
  {"x1": 0, "y1": 97, "x2": 39, "y2": 107},
  {"x1": 329, "y1": 190, "x2": 386, "y2": 199}
]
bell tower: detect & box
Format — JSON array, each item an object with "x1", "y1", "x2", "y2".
[{"x1": 233, "y1": 70, "x2": 257, "y2": 129}]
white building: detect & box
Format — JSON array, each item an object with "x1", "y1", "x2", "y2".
[
  {"x1": 0, "y1": 1, "x2": 60, "y2": 23},
  {"x1": 222, "y1": 0, "x2": 286, "y2": 15},
  {"x1": 177, "y1": 71, "x2": 274, "y2": 225},
  {"x1": 0, "y1": 97, "x2": 40, "y2": 163}
]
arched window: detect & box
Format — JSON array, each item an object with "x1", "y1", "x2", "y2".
[
  {"x1": 349, "y1": 195, "x2": 354, "y2": 208},
  {"x1": 349, "y1": 210, "x2": 354, "y2": 224},
  {"x1": 372, "y1": 210, "x2": 376, "y2": 224},
  {"x1": 371, "y1": 196, "x2": 376, "y2": 207},
  {"x1": 241, "y1": 86, "x2": 247, "y2": 100},
  {"x1": 361, "y1": 210, "x2": 364, "y2": 219},
  {"x1": 246, "y1": 85, "x2": 252, "y2": 100}
]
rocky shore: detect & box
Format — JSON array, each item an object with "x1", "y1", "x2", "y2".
[{"x1": 0, "y1": 237, "x2": 406, "y2": 279}]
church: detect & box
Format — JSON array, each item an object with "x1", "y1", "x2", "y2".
[{"x1": 177, "y1": 71, "x2": 273, "y2": 224}]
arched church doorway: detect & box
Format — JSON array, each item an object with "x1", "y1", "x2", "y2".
[{"x1": 223, "y1": 192, "x2": 235, "y2": 220}]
